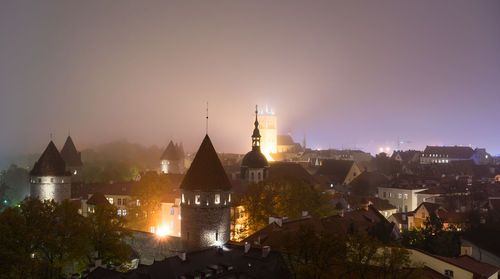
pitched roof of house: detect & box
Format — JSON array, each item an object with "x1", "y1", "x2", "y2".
[
  {"x1": 423, "y1": 146, "x2": 475, "y2": 159},
  {"x1": 244, "y1": 205, "x2": 395, "y2": 249},
  {"x1": 60, "y1": 136, "x2": 83, "y2": 167},
  {"x1": 87, "y1": 192, "x2": 110, "y2": 205},
  {"x1": 125, "y1": 243, "x2": 289, "y2": 279},
  {"x1": 432, "y1": 254, "x2": 499, "y2": 278},
  {"x1": 389, "y1": 212, "x2": 414, "y2": 224},
  {"x1": 369, "y1": 197, "x2": 397, "y2": 211},
  {"x1": 180, "y1": 135, "x2": 232, "y2": 191},
  {"x1": 268, "y1": 162, "x2": 317, "y2": 185},
  {"x1": 416, "y1": 202, "x2": 442, "y2": 215},
  {"x1": 315, "y1": 160, "x2": 355, "y2": 184},
  {"x1": 391, "y1": 150, "x2": 421, "y2": 163},
  {"x1": 30, "y1": 141, "x2": 70, "y2": 176},
  {"x1": 463, "y1": 227, "x2": 500, "y2": 259}
]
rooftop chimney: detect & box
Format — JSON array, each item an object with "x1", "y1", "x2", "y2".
[
  {"x1": 244, "y1": 242, "x2": 251, "y2": 253},
  {"x1": 177, "y1": 251, "x2": 186, "y2": 261},
  {"x1": 262, "y1": 246, "x2": 271, "y2": 258}
]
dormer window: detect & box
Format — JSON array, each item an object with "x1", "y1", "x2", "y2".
[
  {"x1": 195, "y1": 195, "x2": 200, "y2": 205},
  {"x1": 215, "y1": 194, "x2": 220, "y2": 204}
]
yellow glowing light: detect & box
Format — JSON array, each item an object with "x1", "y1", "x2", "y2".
[
  {"x1": 156, "y1": 226, "x2": 169, "y2": 237},
  {"x1": 263, "y1": 151, "x2": 275, "y2": 162}
]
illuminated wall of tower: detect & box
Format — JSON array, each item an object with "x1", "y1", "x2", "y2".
[{"x1": 257, "y1": 107, "x2": 277, "y2": 158}]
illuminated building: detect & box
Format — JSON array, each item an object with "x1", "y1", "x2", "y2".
[
  {"x1": 241, "y1": 106, "x2": 269, "y2": 184},
  {"x1": 231, "y1": 205, "x2": 249, "y2": 241},
  {"x1": 29, "y1": 141, "x2": 71, "y2": 203},
  {"x1": 160, "y1": 141, "x2": 185, "y2": 174},
  {"x1": 158, "y1": 195, "x2": 182, "y2": 237},
  {"x1": 180, "y1": 135, "x2": 232, "y2": 251},
  {"x1": 257, "y1": 106, "x2": 277, "y2": 161}
]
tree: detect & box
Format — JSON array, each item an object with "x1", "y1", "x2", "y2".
[
  {"x1": 241, "y1": 176, "x2": 335, "y2": 234},
  {"x1": 401, "y1": 212, "x2": 460, "y2": 257},
  {"x1": 127, "y1": 172, "x2": 170, "y2": 231},
  {"x1": 87, "y1": 202, "x2": 132, "y2": 265},
  {"x1": 373, "y1": 154, "x2": 401, "y2": 176},
  {"x1": 0, "y1": 164, "x2": 29, "y2": 206}
]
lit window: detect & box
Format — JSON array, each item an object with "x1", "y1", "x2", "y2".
[
  {"x1": 195, "y1": 195, "x2": 200, "y2": 205},
  {"x1": 170, "y1": 221, "x2": 174, "y2": 228},
  {"x1": 215, "y1": 194, "x2": 220, "y2": 204},
  {"x1": 108, "y1": 197, "x2": 114, "y2": 204},
  {"x1": 170, "y1": 207, "x2": 175, "y2": 215},
  {"x1": 229, "y1": 194, "x2": 231, "y2": 203},
  {"x1": 73, "y1": 170, "x2": 77, "y2": 175},
  {"x1": 403, "y1": 194, "x2": 408, "y2": 200},
  {"x1": 398, "y1": 194, "x2": 402, "y2": 199},
  {"x1": 136, "y1": 200, "x2": 140, "y2": 206},
  {"x1": 122, "y1": 209, "x2": 127, "y2": 216},
  {"x1": 182, "y1": 194, "x2": 185, "y2": 203},
  {"x1": 330, "y1": 184, "x2": 334, "y2": 188},
  {"x1": 117, "y1": 209, "x2": 121, "y2": 216}
]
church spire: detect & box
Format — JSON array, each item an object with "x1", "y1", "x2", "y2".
[{"x1": 252, "y1": 105, "x2": 261, "y2": 151}]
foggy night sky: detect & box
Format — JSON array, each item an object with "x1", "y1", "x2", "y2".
[{"x1": 1, "y1": 0, "x2": 500, "y2": 157}]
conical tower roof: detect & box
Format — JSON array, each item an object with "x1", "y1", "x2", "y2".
[
  {"x1": 60, "y1": 136, "x2": 83, "y2": 167},
  {"x1": 161, "y1": 140, "x2": 180, "y2": 160},
  {"x1": 30, "y1": 141, "x2": 69, "y2": 176},
  {"x1": 180, "y1": 135, "x2": 231, "y2": 191}
]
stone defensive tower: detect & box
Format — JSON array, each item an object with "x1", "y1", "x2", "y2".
[
  {"x1": 180, "y1": 135, "x2": 232, "y2": 251},
  {"x1": 30, "y1": 141, "x2": 71, "y2": 203},
  {"x1": 160, "y1": 140, "x2": 185, "y2": 174},
  {"x1": 60, "y1": 136, "x2": 83, "y2": 184}
]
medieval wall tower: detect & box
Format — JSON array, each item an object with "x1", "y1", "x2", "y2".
[
  {"x1": 180, "y1": 135, "x2": 232, "y2": 251},
  {"x1": 30, "y1": 141, "x2": 71, "y2": 203}
]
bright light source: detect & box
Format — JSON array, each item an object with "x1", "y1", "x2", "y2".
[
  {"x1": 262, "y1": 151, "x2": 274, "y2": 161},
  {"x1": 156, "y1": 226, "x2": 169, "y2": 238}
]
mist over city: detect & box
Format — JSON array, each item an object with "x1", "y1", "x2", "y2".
[{"x1": 1, "y1": 1, "x2": 500, "y2": 279}]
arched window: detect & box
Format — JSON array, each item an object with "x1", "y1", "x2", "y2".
[
  {"x1": 258, "y1": 172, "x2": 261, "y2": 180},
  {"x1": 250, "y1": 172, "x2": 254, "y2": 181}
]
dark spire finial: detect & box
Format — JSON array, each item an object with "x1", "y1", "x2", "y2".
[
  {"x1": 254, "y1": 104, "x2": 259, "y2": 128},
  {"x1": 205, "y1": 102, "x2": 209, "y2": 135}
]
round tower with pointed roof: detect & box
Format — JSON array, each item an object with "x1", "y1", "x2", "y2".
[
  {"x1": 60, "y1": 136, "x2": 83, "y2": 184},
  {"x1": 30, "y1": 141, "x2": 72, "y2": 203},
  {"x1": 180, "y1": 135, "x2": 232, "y2": 251},
  {"x1": 241, "y1": 106, "x2": 269, "y2": 184},
  {"x1": 160, "y1": 140, "x2": 185, "y2": 174}
]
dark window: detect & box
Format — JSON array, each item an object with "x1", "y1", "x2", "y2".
[
  {"x1": 117, "y1": 198, "x2": 121, "y2": 205},
  {"x1": 216, "y1": 231, "x2": 218, "y2": 241}
]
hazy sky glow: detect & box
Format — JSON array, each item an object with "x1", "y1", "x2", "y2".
[{"x1": 1, "y1": 0, "x2": 500, "y2": 156}]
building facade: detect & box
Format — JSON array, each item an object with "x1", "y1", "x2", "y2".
[
  {"x1": 378, "y1": 186, "x2": 427, "y2": 213},
  {"x1": 257, "y1": 106, "x2": 277, "y2": 160}
]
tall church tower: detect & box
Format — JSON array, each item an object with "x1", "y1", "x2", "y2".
[
  {"x1": 241, "y1": 106, "x2": 269, "y2": 184},
  {"x1": 30, "y1": 141, "x2": 71, "y2": 203},
  {"x1": 180, "y1": 135, "x2": 232, "y2": 251}
]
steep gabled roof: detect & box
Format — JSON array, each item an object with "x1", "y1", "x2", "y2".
[
  {"x1": 180, "y1": 135, "x2": 232, "y2": 191},
  {"x1": 268, "y1": 162, "x2": 317, "y2": 185},
  {"x1": 315, "y1": 159, "x2": 355, "y2": 184},
  {"x1": 30, "y1": 141, "x2": 69, "y2": 176},
  {"x1": 87, "y1": 192, "x2": 110, "y2": 205},
  {"x1": 60, "y1": 136, "x2": 83, "y2": 167},
  {"x1": 161, "y1": 141, "x2": 181, "y2": 160}
]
